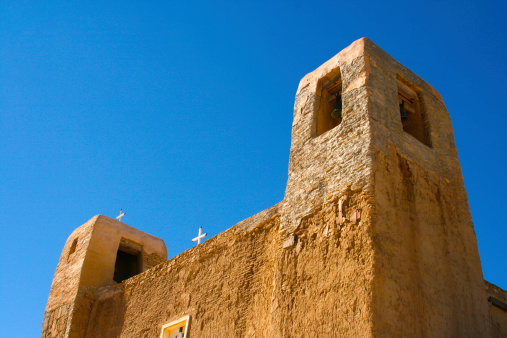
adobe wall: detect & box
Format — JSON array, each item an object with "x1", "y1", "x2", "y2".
[
  {"x1": 83, "y1": 195, "x2": 381, "y2": 337},
  {"x1": 364, "y1": 40, "x2": 492, "y2": 336},
  {"x1": 278, "y1": 39, "x2": 377, "y2": 336},
  {"x1": 273, "y1": 191, "x2": 375, "y2": 337},
  {"x1": 84, "y1": 205, "x2": 282, "y2": 337},
  {"x1": 486, "y1": 281, "x2": 507, "y2": 337},
  {"x1": 45, "y1": 201, "x2": 504, "y2": 337},
  {"x1": 491, "y1": 307, "x2": 507, "y2": 337},
  {"x1": 42, "y1": 217, "x2": 97, "y2": 337}
]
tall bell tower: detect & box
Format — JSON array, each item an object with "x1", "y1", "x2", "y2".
[{"x1": 276, "y1": 37, "x2": 492, "y2": 336}]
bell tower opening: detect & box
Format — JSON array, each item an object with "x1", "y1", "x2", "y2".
[
  {"x1": 67, "y1": 238, "x2": 78, "y2": 262},
  {"x1": 315, "y1": 70, "x2": 343, "y2": 136},
  {"x1": 398, "y1": 80, "x2": 431, "y2": 147},
  {"x1": 113, "y1": 240, "x2": 142, "y2": 283}
]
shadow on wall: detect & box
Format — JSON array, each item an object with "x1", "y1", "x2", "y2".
[{"x1": 85, "y1": 290, "x2": 126, "y2": 337}]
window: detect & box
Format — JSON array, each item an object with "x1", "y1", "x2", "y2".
[
  {"x1": 398, "y1": 80, "x2": 431, "y2": 147},
  {"x1": 113, "y1": 240, "x2": 142, "y2": 283},
  {"x1": 315, "y1": 71, "x2": 343, "y2": 136},
  {"x1": 160, "y1": 316, "x2": 189, "y2": 338}
]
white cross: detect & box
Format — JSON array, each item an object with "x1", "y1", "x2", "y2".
[
  {"x1": 116, "y1": 209, "x2": 126, "y2": 222},
  {"x1": 192, "y1": 226, "x2": 207, "y2": 245}
]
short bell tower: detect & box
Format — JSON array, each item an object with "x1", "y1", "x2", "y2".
[{"x1": 41, "y1": 215, "x2": 167, "y2": 337}]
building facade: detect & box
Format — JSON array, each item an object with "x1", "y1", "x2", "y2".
[{"x1": 42, "y1": 38, "x2": 507, "y2": 337}]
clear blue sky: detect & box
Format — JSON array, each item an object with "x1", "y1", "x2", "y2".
[{"x1": 1, "y1": 1, "x2": 505, "y2": 335}]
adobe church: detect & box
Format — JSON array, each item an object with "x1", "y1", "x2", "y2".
[{"x1": 42, "y1": 38, "x2": 507, "y2": 337}]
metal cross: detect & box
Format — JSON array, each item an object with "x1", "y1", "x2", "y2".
[
  {"x1": 192, "y1": 226, "x2": 207, "y2": 245},
  {"x1": 116, "y1": 209, "x2": 126, "y2": 222}
]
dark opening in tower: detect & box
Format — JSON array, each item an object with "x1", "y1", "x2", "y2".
[
  {"x1": 67, "y1": 238, "x2": 78, "y2": 262},
  {"x1": 398, "y1": 81, "x2": 431, "y2": 147},
  {"x1": 316, "y1": 72, "x2": 343, "y2": 136},
  {"x1": 113, "y1": 241, "x2": 142, "y2": 283}
]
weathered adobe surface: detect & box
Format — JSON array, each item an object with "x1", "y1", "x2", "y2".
[
  {"x1": 273, "y1": 191, "x2": 375, "y2": 337},
  {"x1": 86, "y1": 205, "x2": 282, "y2": 337},
  {"x1": 275, "y1": 38, "x2": 378, "y2": 336},
  {"x1": 486, "y1": 282, "x2": 507, "y2": 337},
  {"x1": 48, "y1": 200, "x2": 505, "y2": 337},
  {"x1": 84, "y1": 192, "x2": 377, "y2": 337},
  {"x1": 46, "y1": 217, "x2": 96, "y2": 313},
  {"x1": 486, "y1": 281, "x2": 507, "y2": 304},
  {"x1": 364, "y1": 39, "x2": 492, "y2": 336},
  {"x1": 42, "y1": 217, "x2": 97, "y2": 338}
]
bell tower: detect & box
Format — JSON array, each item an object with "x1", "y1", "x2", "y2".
[
  {"x1": 277, "y1": 38, "x2": 493, "y2": 336},
  {"x1": 41, "y1": 216, "x2": 167, "y2": 337}
]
